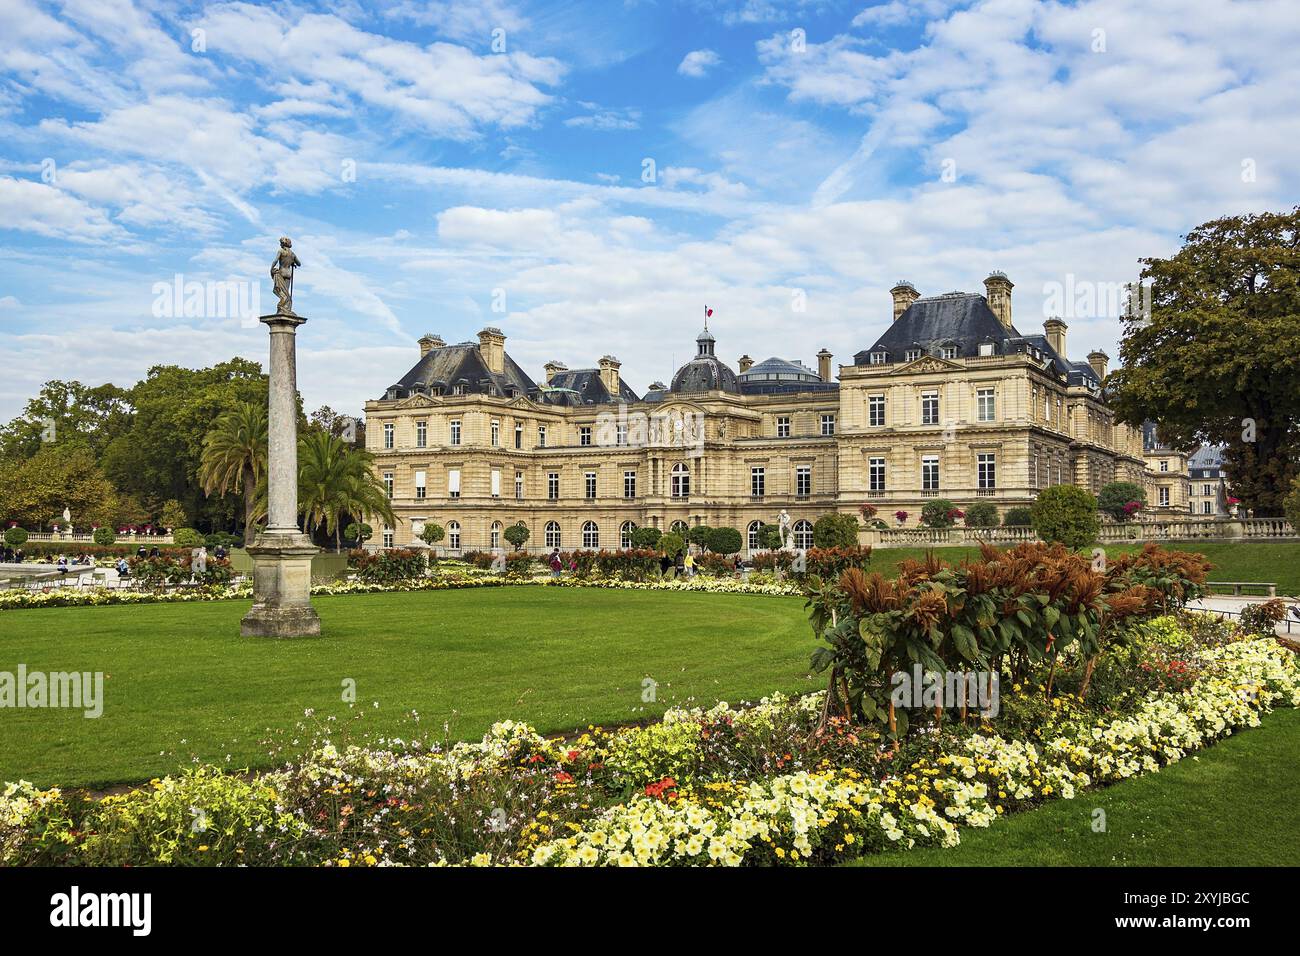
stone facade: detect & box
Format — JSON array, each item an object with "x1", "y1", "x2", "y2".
[{"x1": 363, "y1": 276, "x2": 1163, "y2": 554}]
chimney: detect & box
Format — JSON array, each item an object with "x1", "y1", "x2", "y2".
[
  {"x1": 598, "y1": 355, "x2": 621, "y2": 397},
  {"x1": 816, "y1": 348, "x2": 833, "y2": 382},
  {"x1": 418, "y1": 333, "x2": 444, "y2": 358},
  {"x1": 738, "y1": 354, "x2": 754, "y2": 374},
  {"x1": 890, "y1": 281, "x2": 919, "y2": 321},
  {"x1": 1043, "y1": 317, "x2": 1068, "y2": 358},
  {"x1": 543, "y1": 360, "x2": 567, "y2": 384},
  {"x1": 477, "y1": 327, "x2": 506, "y2": 374},
  {"x1": 1087, "y1": 349, "x2": 1109, "y2": 381},
  {"x1": 983, "y1": 272, "x2": 1014, "y2": 329}
]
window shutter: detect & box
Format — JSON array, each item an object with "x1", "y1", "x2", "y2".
[{"x1": 490, "y1": 469, "x2": 501, "y2": 496}]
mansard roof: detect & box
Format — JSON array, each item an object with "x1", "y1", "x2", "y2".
[
  {"x1": 540, "y1": 368, "x2": 640, "y2": 406},
  {"x1": 385, "y1": 344, "x2": 537, "y2": 400}
]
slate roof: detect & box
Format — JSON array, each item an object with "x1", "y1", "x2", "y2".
[
  {"x1": 385, "y1": 344, "x2": 537, "y2": 400},
  {"x1": 853, "y1": 291, "x2": 1101, "y2": 388},
  {"x1": 540, "y1": 368, "x2": 640, "y2": 406},
  {"x1": 738, "y1": 357, "x2": 838, "y2": 395},
  {"x1": 1188, "y1": 444, "x2": 1226, "y2": 477},
  {"x1": 671, "y1": 356, "x2": 740, "y2": 394}
]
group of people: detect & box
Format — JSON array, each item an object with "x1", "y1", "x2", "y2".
[
  {"x1": 0, "y1": 546, "x2": 25, "y2": 564},
  {"x1": 546, "y1": 548, "x2": 748, "y2": 580}
]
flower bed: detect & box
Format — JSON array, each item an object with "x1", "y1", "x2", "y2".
[{"x1": 3, "y1": 614, "x2": 1297, "y2": 867}]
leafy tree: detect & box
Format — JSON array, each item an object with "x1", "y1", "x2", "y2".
[
  {"x1": 159, "y1": 499, "x2": 188, "y2": 530},
  {"x1": 0, "y1": 442, "x2": 121, "y2": 529},
  {"x1": 629, "y1": 526, "x2": 661, "y2": 549},
  {"x1": 344, "y1": 522, "x2": 373, "y2": 546},
  {"x1": 756, "y1": 523, "x2": 783, "y2": 550},
  {"x1": 4, "y1": 527, "x2": 28, "y2": 547},
  {"x1": 1098, "y1": 481, "x2": 1147, "y2": 521},
  {"x1": 705, "y1": 526, "x2": 743, "y2": 555},
  {"x1": 920, "y1": 499, "x2": 960, "y2": 529},
  {"x1": 658, "y1": 531, "x2": 685, "y2": 556},
  {"x1": 812, "y1": 512, "x2": 860, "y2": 548},
  {"x1": 1109, "y1": 208, "x2": 1300, "y2": 515},
  {"x1": 685, "y1": 525, "x2": 713, "y2": 549},
  {"x1": 963, "y1": 502, "x2": 1001, "y2": 528},
  {"x1": 504, "y1": 521, "x2": 531, "y2": 549},
  {"x1": 173, "y1": 528, "x2": 204, "y2": 547},
  {"x1": 294, "y1": 431, "x2": 396, "y2": 551},
  {"x1": 1031, "y1": 485, "x2": 1099, "y2": 550},
  {"x1": 0, "y1": 380, "x2": 132, "y2": 464},
  {"x1": 1003, "y1": 507, "x2": 1033, "y2": 526},
  {"x1": 198, "y1": 401, "x2": 267, "y2": 537},
  {"x1": 419, "y1": 523, "x2": 445, "y2": 547}
]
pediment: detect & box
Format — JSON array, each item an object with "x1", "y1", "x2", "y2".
[{"x1": 894, "y1": 355, "x2": 963, "y2": 375}]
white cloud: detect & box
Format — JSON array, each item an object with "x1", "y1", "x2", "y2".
[
  {"x1": 678, "y1": 49, "x2": 721, "y2": 78},
  {"x1": 0, "y1": 176, "x2": 123, "y2": 242}
]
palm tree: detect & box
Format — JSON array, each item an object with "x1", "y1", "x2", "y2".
[
  {"x1": 199, "y1": 402, "x2": 267, "y2": 537},
  {"x1": 296, "y1": 431, "x2": 395, "y2": 551}
]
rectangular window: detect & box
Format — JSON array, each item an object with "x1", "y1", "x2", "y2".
[
  {"x1": 940, "y1": 345, "x2": 958, "y2": 359},
  {"x1": 616, "y1": 423, "x2": 628, "y2": 446},
  {"x1": 921, "y1": 455, "x2": 940, "y2": 491},
  {"x1": 1159, "y1": 460, "x2": 1168, "y2": 472},
  {"x1": 776, "y1": 416, "x2": 791, "y2": 438},
  {"x1": 868, "y1": 395, "x2": 885, "y2": 427},
  {"x1": 450, "y1": 420, "x2": 461, "y2": 446},
  {"x1": 382, "y1": 527, "x2": 394, "y2": 548},
  {"x1": 585, "y1": 471, "x2": 597, "y2": 499},
  {"x1": 978, "y1": 341, "x2": 995, "y2": 356},
  {"x1": 514, "y1": 422, "x2": 523, "y2": 449},
  {"x1": 383, "y1": 471, "x2": 394, "y2": 498},
  {"x1": 905, "y1": 349, "x2": 922, "y2": 362},
  {"x1": 515, "y1": 471, "x2": 524, "y2": 500},
  {"x1": 383, "y1": 423, "x2": 394, "y2": 449},
  {"x1": 490, "y1": 419, "x2": 499, "y2": 447},
  {"x1": 751, "y1": 467, "x2": 765, "y2": 498},
  {"x1": 977, "y1": 388, "x2": 995, "y2": 422},
  {"x1": 579, "y1": 426, "x2": 592, "y2": 447},
  {"x1": 869, "y1": 457, "x2": 886, "y2": 492},
  {"x1": 869, "y1": 351, "x2": 887, "y2": 364},
  {"x1": 547, "y1": 472, "x2": 559, "y2": 500},
  {"x1": 416, "y1": 420, "x2": 427, "y2": 448},
  {"x1": 624, "y1": 470, "x2": 637, "y2": 499},
  {"x1": 1158, "y1": 486, "x2": 1170, "y2": 506},
  {"x1": 977, "y1": 453, "x2": 996, "y2": 490},
  {"x1": 490, "y1": 469, "x2": 501, "y2": 498},
  {"x1": 921, "y1": 391, "x2": 939, "y2": 426},
  {"x1": 447, "y1": 469, "x2": 460, "y2": 499},
  {"x1": 414, "y1": 469, "x2": 427, "y2": 500},
  {"x1": 538, "y1": 425, "x2": 547, "y2": 448},
  {"x1": 795, "y1": 465, "x2": 811, "y2": 497},
  {"x1": 821, "y1": 414, "x2": 835, "y2": 436},
  {"x1": 1202, "y1": 500, "x2": 1212, "y2": 514}
]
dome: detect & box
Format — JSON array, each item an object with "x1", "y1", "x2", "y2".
[
  {"x1": 670, "y1": 324, "x2": 739, "y2": 394},
  {"x1": 737, "y1": 357, "x2": 820, "y2": 384}
]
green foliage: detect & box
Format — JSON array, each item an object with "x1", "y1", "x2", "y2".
[
  {"x1": 1003, "y1": 507, "x2": 1033, "y2": 527},
  {"x1": 0, "y1": 442, "x2": 122, "y2": 529},
  {"x1": 659, "y1": 532, "x2": 685, "y2": 556},
  {"x1": 503, "y1": 521, "x2": 531, "y2": 549},
  {"x1": 173, "y1": 528, "x2": 204, "y2": 547},
  {"x1": 345, "y1": 522, "x2": 373, "y2": 545},
  {"x1": 749, "y1": 546, "x2": 872, "y2": 578},
  {"x1": 963, "y1": 502, "x2": 1001, "y2": 528},
  {"x1": 419, "y1": 523, "x2": 445, "y2": 547},
  {"x1": 920, "y1": 499, "x2": 960, "y2": 529},
  {"x1": 1283, "y1": 476, "x2": 1300, "y2": 531},
  {"x1": 159, "y1": 499, "x2": 188, "y2": 530},
  {"x1": 4, "y1": 527, "x2": 28, "y2": 547},
  {"x1": 1030, "y1": 485, "x2": 1100, "y2": 550},
  {"x1": 292, "y1": 431, "x2": 395, "y2": 552},
  {"x1": 705, "y1": 526, "x2": 743, "y2": 555},
  {"x1": 92, "y1": 527, "x2": 116, "y2": 547},
  {"x1": 756, "y1": 524, "x2": 783, "y2": 550},
  {"x1": 812, "y1": 513, "x2": 861, "y2": 548},
  {"x1": 686, "y1": 525, "x2": 713, "y2": 548},
  {"x1": 1237, "y1": 599, "x2": 1288, "y2": 638},
  {"x1": 1109, "y1": 208, "x2": 1300, "y2": 516},
  {"x1": 1098, "y1": 482, "x2": 1147, "y2": 521},
  {"x1": 349, "y1": 548, "x2": 427, "y2": 584},
  {"x1": 629, "y1": 526, "x2": 661, "y2": 550}
]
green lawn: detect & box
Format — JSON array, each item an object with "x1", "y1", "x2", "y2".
[
  {"x1": 871, "y1": 541, "x2": 1300, "y2": 594},
  {"x1": 0, "y1": 588, "x2": 814, "y2": 789},
  {"x1": 848, "y1": 707, "x2": 1300, "y2": 867}
]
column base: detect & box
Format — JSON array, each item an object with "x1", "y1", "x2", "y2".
[{"x1": 240, "y1": 531, "x2": 321, "y2": 638}]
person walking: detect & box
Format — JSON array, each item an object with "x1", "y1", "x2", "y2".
[
  {"x1": 684, "y1": 552, "x2": 696, "y2": 578},
  {"x1": 549, "y1": 548, "x2": 563, "y2": 579}
]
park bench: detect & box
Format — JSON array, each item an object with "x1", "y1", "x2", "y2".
[{"x1": 1206, "y1": 580, "x2": 1278, "y2": 597}]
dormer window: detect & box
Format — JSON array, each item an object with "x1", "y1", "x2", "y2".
[
  {"x1": 940, "y1": 345, "x2": 958, "y2": 360},
  {"x1": 905, "y1": 349, "x2": 922, "y2": 362},
  {"x1": 869, "y1": 351, "x2": 888, "y2": 365},
  {"x1": 978, "y1": 341, "x2": 995, "y2": 356}
]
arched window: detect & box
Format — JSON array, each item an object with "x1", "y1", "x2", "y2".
[
  {"x1": 793, "y1": 519, "x2": 813, "y2": 550},
  {"x1": 620, "y1": 521, "x2": 637, "y2": 549},
  {"x1": 747, "y1": 520, "x2": 763, "y2": 552},
  {"x1": 670, "y1": 519, "x2": 689, "y2": 535},
  {"x1": 671, "y1": 462, "x2": 690, "y2": 498},
  {"x1": 582, "y1": 521, "x2": 599, "y2": 549},
  {"x1": 545, "y1": 521, "x2": 561, "y2": 549},
  {"x1": 447, "y1": 520, "x2": 461, "y2": 551},
  {"x1": 490, "y1": 521, "x2": 502, "y2": 550}
]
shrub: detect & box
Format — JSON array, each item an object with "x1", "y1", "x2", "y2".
[
  {"x1": 503, "y1": 522, "x2": 530, "y2": 550},
  {"x1": 659, "y1": 532, "x2": 685, "y2": 557},
  {"x1": 4, "y1": 527, "x2": 29, "y2": 547},
  {"x1": 749, "y1": 546, "x2": 871, "y2": 578},
  {"x1": 92, "y1": 527, "x2": 116, "y2": 547},
  {"x1": 630, "y1": 526, "x2": 661, "y2": 550},
  {"x1": 128, "y1": 553, "x2": 234, "y2": 587},
  {"x1": 920, "y1": 499, "x2": 959, "y2": 529},
  {"x1": 1098, "y1": 481, "x2": 1147, "y2": 522},
  {"x1": 1283, "y1": 476, "x2": 1300, "y2": 530},
  {"x1": 963, "y1": 502, "x2": 1000, "y2": 528},
  {"x1": 173, "y1": 528, "x2": 205, "y2": 547},
  {"x1": 203, "y1": 532, "x2": 243, "y2": 549},
  {"x1": 345, "y1": 522, "x2": 373, "y2": 545},
  {"x1": 1003, "y1": 507, "x2": 1033, "y2": 527},
  {"x1": 1030, "y1": 485, "x2": 1099, "y2": 550},
  {"x1": 705, "y1": 526, "x2": 743, "y2": 555},
  {"x1": 349, "y1": 548, "x2": 427, "y2": 584},
  {"x1": 686, "y1": 525, "x2": 713, "y2": 549},
  {"x1": 419, "y1": 523, "x2": 445, "y2": 547},
  {"x1": 504, "y1": 551, "x2": 534, "y2": 576},
  {"x1": 756, "y1": 524, "x2": 783, "y2": 550},
  {"x1": 812, "y1": 513, "x2": 860, "y2": 549},
  {"x1": 1237, "y1": 599, "x2": 1288, "y2": 638}
]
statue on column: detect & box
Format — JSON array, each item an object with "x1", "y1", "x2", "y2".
[{"x1": 271, "y1": 237, "x2": 301, "y2": 315}]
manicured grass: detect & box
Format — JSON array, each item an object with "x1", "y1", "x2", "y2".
[
  {"x1": 871, "y1": 541, "x2": 1300, "y2": 594},
  {"x1": 0, "y1": 587, "x2": 814, "y2": 790},
  {"x1": 848, "y1": 707, "x2": 1300, "y2": 867}
]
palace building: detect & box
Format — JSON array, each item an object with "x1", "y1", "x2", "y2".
[{"x1": 363, "y1": 274, "x2": 1161, "y2": 553}]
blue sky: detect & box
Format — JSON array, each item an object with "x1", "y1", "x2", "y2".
[{"x1": 1, "y1": 0, "x2": 1297, "y2": 420}]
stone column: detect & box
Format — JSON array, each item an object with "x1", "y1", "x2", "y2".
[{"x1": 241, "y1": 313, "x2": 321, "y2": 638}]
